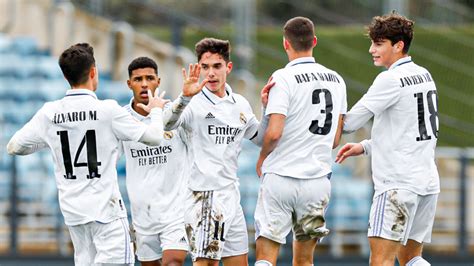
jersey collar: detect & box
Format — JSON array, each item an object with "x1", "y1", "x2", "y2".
[
  {"x1": 65, "y1": 88, "x2": 98, "y2": 99},
  {"x1": 201, "y1": 83, "x2": 236, "y2": 105},
  {"x1": 286, "y1": 57, "x2": 316, "y2": 68},
  {"x1": 389, "y1": 56, "x2": 412, "y2": 70}
]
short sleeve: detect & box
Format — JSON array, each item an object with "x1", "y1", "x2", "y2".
[
  {"x1": 265, "y1": 71, "x2": 290, "y2": 116},
  {"x1": 360, "y1": 71, "x2": 401, "y2": 115}
]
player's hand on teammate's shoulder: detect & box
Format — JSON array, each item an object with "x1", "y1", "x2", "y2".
[
  {"x1": 182, "y1": 63, "x2": 208, "y2": 97},
  {"x1": 261, "y1": 76, "x2": 276, "y2": 108},
  {"x1": 137, "y1": 89, "x2": 170, "y2": 113}
]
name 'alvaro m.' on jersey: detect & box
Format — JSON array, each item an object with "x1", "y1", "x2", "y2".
[{"x1": 14, "y1": 90, "x2": 151, "y2": 226}]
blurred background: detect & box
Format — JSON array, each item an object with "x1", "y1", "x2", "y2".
[{"x1": 0, "y1": 0, "x2": 473, "y2": 265}]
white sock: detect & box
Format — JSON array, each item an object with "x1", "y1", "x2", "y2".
[
  {"x1": 255, "y1": 260, "x2": 273, "y2": 266},
  {"x1": 406, "y1": 256, "x2": 431, "y2": 266}
]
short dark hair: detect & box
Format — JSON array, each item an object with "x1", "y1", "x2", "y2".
[
  {"x1": 58, "y1": 43, "x2": 95, "y2": 87},
  {"x1": 195, "y1": 38, "x2": 231, "y2": 62},
  {"x1": 367, "y1": 12, "x2": 414, "y2": 54},
  {"x1": 283, "y1": 17, "x2": 315, "y2": 52},
  {"x1": 128, "y1": 57, "x2": 158, "y2": 77}
]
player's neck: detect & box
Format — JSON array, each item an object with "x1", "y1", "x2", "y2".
[
  {"x1": 287, "y1": 50, "x2": 313, "y2": 62},
  {"x1": 387, "y1": 54, "x2": 409, "y2": 69},
  {"x1": 71, "y1": 80, "x2": 95, "y2": 91},
  {"x1": 132, "y1": 100, "x2": 149, "y2": 117}
]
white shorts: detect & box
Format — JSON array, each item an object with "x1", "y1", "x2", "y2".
[
  {"x1": 135, "y1": 224, "x2": 189, "y2": 262},
  {"x1": 68, "y1": 218, "x2": 134, "y2": 265},
  {"x1": 184, "y1": 184, "x2": 248, "y2": 261},
  {"x1": 368, "y1": 189, "x2": 438, "y2": 245},
  {"x1": 254, "y1": 173, "x2": 331, "y2": 244}
]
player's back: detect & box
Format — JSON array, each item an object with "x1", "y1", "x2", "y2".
[
  {"x1": 35, "y1": 89, "x2": 146, "y2": 225},
  {"x1": 262, "y1": 57, "x2": 347, "y2": 179},
  {"x1": 366, "y1": 58, "x2": 439, "y2": 195}
]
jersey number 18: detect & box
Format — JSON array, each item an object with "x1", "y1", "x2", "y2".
[{"x1": 414, "y1": 90, "x2": 438, "y2": 141}]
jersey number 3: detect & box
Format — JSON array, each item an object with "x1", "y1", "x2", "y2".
[
  {"x1": 57, "y1": 130, "x2": 101, "y2": 179},
  {"x1": 309, "y1": 89, "x2": 333, "y2": 135},
  {"x1": 414, "y1": 90, "x2": 438, "y2": 141}
]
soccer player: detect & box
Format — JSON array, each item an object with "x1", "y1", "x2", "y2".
[
  {"x1": 7, "y1": 43, "x2": 169, "y2": 266},
  {"x1": 254, "y1": 17, "x2": 347, "y2": 266},
  {"x1": 121, "y1": 56, "x2": 188, "y2": 266},
  {"x1": 163, "y1": 37, "x2": 273, "y2": 266},
  {"x1": 335, "y1": 12, "x2": 439, "y2": 266}
]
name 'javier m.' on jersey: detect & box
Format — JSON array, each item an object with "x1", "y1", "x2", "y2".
[
  {"x1": 262, "y1": 57, "x2": 347, "y2": 179},
  {"x1": 359, "y1": 57, "x2": 439, "y2": 196}
]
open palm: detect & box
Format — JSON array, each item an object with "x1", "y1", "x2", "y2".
[{"x1": 182, "y1": 63, "x2": 208, "y2": 97}]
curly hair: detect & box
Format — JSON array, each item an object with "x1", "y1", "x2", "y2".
[{"x1": 367, "y1": 11, "x2": 414, "y2": 54}]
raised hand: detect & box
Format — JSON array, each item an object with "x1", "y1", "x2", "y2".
[
  {"x1": 335, "y1": 142, "x2": 364, "y2": 163},
  {"x1": 137, "y1": 89, "x2": 170, "y2": 113},
  {"x1": 182, "y1": 63, "x2": 208, "y2": 97},
  {"x1": 261, "y1": 76, "x2": 275, "y2": 108}
]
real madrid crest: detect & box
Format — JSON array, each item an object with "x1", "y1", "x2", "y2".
[
  {"x1": 240, "y1": 112, "x2": 247, "y2": 124},
  {"x1": 163, "y1": 131, "x2": 174, "y2": 140}
]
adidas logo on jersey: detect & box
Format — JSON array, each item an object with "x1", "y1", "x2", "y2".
[
  {"x1": 205, "y1": 112, "x2": 215, "y2": 119},
  {"x1": 179, "y1": 236, "x2": 187, "y2": 243}
]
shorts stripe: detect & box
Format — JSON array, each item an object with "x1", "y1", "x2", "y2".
[
  {"x1": 198, "y1": 191, "x2": 206, "y2": 257},
  {"x1": 372, "y1": 192, "x2": 387, "y2": 237},
  {"x1": 378, "y1": 192, "x2": 387, "y2": 236},
  {"x1": 119, "y1": 218, "x2": 132, "y2": 264},
  {"x1": 198, "y1": 191, "x2": 213, "y2": 258},
  {"x1": 372, "y1": 194, "x2": 381, "y2": 236}
]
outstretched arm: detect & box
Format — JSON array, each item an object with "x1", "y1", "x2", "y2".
[
  {"x1": 256, "y1": 113, "x2": 285, "y2": 177},
  {"x1": 335, "y1": 139, "x2": 371, "y2": 163},
  {"x1": 333, "y1": 114, "x2": 345, "y2": 149},
  {"x1": 7, "y1": 135, "x2": 47, "y2": 155},
  {"x1": 7, "y1": 112, "x2": 47, "y2": 155},
  {"x1": 250, "y1": 77, "x2": 275, "y2": 146},
  {"x1": 163, "y1": 63, "x2": 208, "y2": 130},
  {"x1": 344, "y1": 101, "x2": 373, "y2": 133}
]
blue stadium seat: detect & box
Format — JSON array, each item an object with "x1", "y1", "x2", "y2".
[
  {"x1": 0, "y1": 33, "x2": 12, "y2": 54},
  {"x1": 10, "y1": 36, "x2": 39, "y2": 56},
  {"x1": 33, "y1": 56, "x2": 63, "y2": 80}
]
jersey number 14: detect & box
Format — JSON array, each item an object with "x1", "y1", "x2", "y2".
[{"x1": 57, "y1": 130, "x2": 102, "y2": 179}]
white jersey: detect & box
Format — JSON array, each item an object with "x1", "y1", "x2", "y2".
[
  {"x1": 122, "y1": 99, "x2": 189, "y2": 235},
  {"x1": 357, "y1": 56, "x2": 440, "y2": 196},
  {"x1": 9, "y1": 89, "x2": 149, "y2": 225},
  {"x1": 262, "y1": 57, "x2": 347, "y2": 179},
  {"x1": 171, "y1": 84, "x2": 259, "y2": 191}
]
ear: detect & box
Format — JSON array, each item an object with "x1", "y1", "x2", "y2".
[
  {"x1": 226, "y1": 61, "x2": 233, "y2": 74},
  {"x1": 157, "y1": 77, "x2": 161, "y2": 87},
  {"x1": 395, "y1": 41, "x2": 405, "y2": 53},
  {"x1": 313, "y1": 36, "x2": 318, "y2": 47},
  {"x1": 127, "y1": 79, "x2": 132, "y2": 89},
  {"x1": 90, "y1": 66, "x2": 96, "y2": 80},
  {"x1": 283, "y1": 38, "x2": 290, "y2": 50}
]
